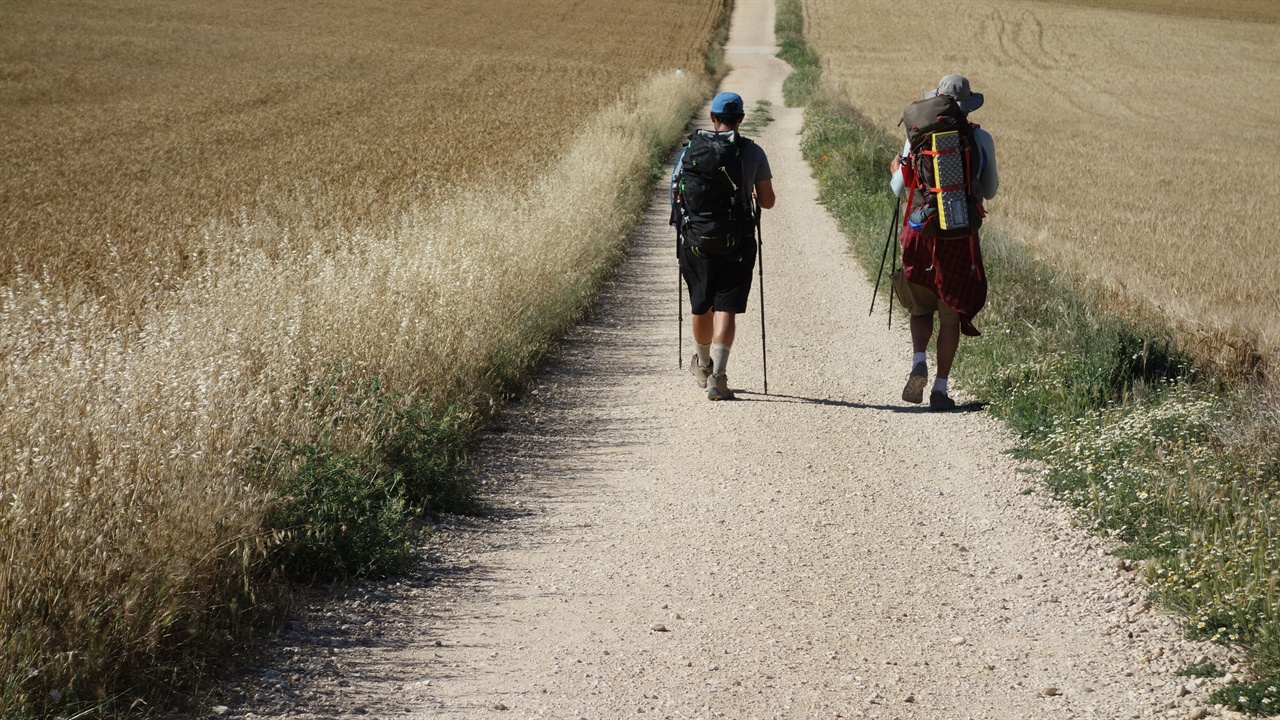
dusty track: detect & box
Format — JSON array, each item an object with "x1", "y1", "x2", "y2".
[{"x1": 227, "y1": 1, "x2": 1233, "y2": 718}]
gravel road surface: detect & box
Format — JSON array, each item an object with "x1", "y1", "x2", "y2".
[{"x1": 224, "y1": 2, "x2": 1241, "y2": 718}]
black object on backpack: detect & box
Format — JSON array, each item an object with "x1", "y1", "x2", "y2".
[
  {"x1": 899, "y1": 95, "x2": 984, "y2": 239},
  {"x1": 671, "y1": 129, "x2": 755, "y2": 257}
]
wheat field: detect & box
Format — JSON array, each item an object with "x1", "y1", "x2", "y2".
[
  {"x1": 0, "y1": 0, "x2": 723, "y2": 304},
  {"x1": 804, "y1": 0, "x2": 1280, "y2": 372},
  {"x1": 0, "y1": 0, "x2": 721, "y2": 711}
]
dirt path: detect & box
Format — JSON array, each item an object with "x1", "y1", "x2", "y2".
[{"x1": 228, "y1": 2, "x2": 1233, "y2": 718}]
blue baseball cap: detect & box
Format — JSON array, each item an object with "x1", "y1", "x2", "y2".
[{"x1": 711, "y1": 91, "x2": 744, "y2": 116}]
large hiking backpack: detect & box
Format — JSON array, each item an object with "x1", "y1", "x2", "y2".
[
  {"x1": 899, "y1": 95, "x2": 984, "y2": 239},
  {"x1": 671, "y1": 129, "x2": 755, "y2": 257}
]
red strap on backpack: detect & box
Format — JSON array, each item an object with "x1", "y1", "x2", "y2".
[
  {"x1": 900, "y1": 155, "x2": 918, "y2": 191},
  {"x1": 900, "y1": 152, "x2": 920, "y2": 235}
]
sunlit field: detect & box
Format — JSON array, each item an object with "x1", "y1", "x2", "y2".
[
  {"x1": 803, "y1": 0, "x2": 1280, "y2": 373},
  {"x1": 0, "y1": 0, "x2": 722, "y2": 712}
]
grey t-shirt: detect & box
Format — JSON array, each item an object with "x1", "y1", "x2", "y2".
[{"x1": 741, "y1": 140, "x2": 772, "y2": 194}]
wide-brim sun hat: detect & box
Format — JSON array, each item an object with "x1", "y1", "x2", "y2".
[{"x1": 923, "y1": 74, "x2": 984, "y2": 112}]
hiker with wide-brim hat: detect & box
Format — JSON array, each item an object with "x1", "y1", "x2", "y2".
[
  {"x1": 888, "y1": 74, "x2": 999, "y2": 410},
  {"x1": 671, "y1": 91, "x2": 776, "y2": 400}
]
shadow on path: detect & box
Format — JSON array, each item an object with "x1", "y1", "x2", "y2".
[{"x1": 732, "y1": 390, "x2": 988, "y2": 413}]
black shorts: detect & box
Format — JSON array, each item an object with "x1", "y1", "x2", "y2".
[{"x1": 679, "y1": 240, "x2": 757, "y2": 315}]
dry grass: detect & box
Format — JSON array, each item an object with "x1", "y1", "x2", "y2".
[
  {"x1": 0, "y1": 0, "x2": 720, "y2": 712},
  {"x1": 804, "y1": 0, "x2": 1280, "y2": 376}
]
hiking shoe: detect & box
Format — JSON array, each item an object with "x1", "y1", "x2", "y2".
[
  {"x1": 689, "y1": 355, "x2": 711, "y2": 388},
  {"x1": 707, "y1": 373, "x2": 735, "y2": 401},
  {"x1": 929, "y1": 390, "x2": 956, "y2": 411},
  {"x1": 902, "y1": 361, "x2": 928, "y2": 404}
]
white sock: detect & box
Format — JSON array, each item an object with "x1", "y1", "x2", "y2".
[
  {"x1": 933, "y1": 377, "x2": 949, "y2": 394},
  {"x1": 711, "y1": 343, "x2": 731, "y2": 376},
  {"x1": 913, "y1": 351, "x2": 927, "y2": 369},
  {"x1": 695, "y1": 342, "x2": 711, "y2": 369}
]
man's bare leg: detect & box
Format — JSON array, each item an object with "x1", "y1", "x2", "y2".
[
  {"x1": 692, "y1": 310, "x2": 714, "y2": 346},
  {"x1": 931, "y1": 318, "x2": 960, "y2": 407},
  {"x1": 910, "y1": 313, "x2": 933, "y2": 354},
  {"x1": 686, "y1": 310, "x2": 737, "y2": 399},
  {"x1": 689, "y1": 311, "x2": 715, "y2": 386},
  {"x1": 935, "y1": 319, "x2": 960, "y2": 380},
  {"x1": 710, "y1": 311, "x2": 736, "y2": 377},
  {"x1": 712, "y1": 311, "x2": 736, "y2": 346},
  {"x1": 692, "y1": 310, "x2": 737, "y2": 364},
  {"x1": 903, "y1": 313, "x2": 934, "y2": 404}
]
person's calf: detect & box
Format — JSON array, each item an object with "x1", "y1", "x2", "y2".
[
  {"x1": 935, "y1": 320, "x2": 961, "y2": 377},
  {"x1": 909, "y1": 313, "x2": 934, "y2": 354},
  {"x1": 711, "y1": 311, "x2": 737, "y2": 346},
  {"x1": 691, "y1": 312, "x2": 714, "y2": 346}
]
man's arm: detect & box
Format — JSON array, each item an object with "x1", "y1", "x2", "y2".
[
  {"x1": 974, "y1": 128, "x2": 998, "y2": 200},
  {"x1": 889, "y1": 138, "x2": 911, "y2": 199},
  {"x1": 755, "y1": 179, "x2": 775, "y2": 210}
]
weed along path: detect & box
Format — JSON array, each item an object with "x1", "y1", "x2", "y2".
[{"x1": 232, "y1": 1, "x2": 1231, "y2": 718}]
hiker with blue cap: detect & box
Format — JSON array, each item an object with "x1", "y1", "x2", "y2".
[
  {"x1": 670, "y1": 91, "x2": 775, "y2": 400},
  {"x1": 888, "y1": 74, "x2": 999, "y2": 410}
]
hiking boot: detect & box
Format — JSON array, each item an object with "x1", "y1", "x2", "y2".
[
  {"x1": 689, "y1": 354, "x2": 711, "y2": 388},
  {"x1": 707, "y1": 373, "x2": 734, "y2": 401},
  {"x1": 929, "y1": 390, "x2": 956, "y2": 411},
  {"x1": 902, "y1": 361, "x2": 928, "y2": 404}
]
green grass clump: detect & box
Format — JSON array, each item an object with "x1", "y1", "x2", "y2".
[
  {"x1": 1210, "y1": 679, "x2": 1280, "y2": 715},
  {"x1": 777, "y1": 4, "x2": 1280, "y2": 710},
  {"x1": 740, "y1": 99, "x2": 776, "y2": 136},
  {"x1": 262, "y1": 365, "x2": 478, "y2": 580},
  {"x1": 1180, "y1": 663, "x2": 1226, "y2": 679},
  {"x1": 270, "y1": 443, "x2": 417, "y2": 579}
]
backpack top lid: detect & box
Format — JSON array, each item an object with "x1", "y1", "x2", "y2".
[{"x1": 900, "y1": 94, "x2": 967, "y2": 150}]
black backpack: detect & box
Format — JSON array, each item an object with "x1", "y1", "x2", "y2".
[
  {"x1": 899, "y1": 95, "x2": 984, "y2": 239},
  {"x1": 671, "y1": 129, "x2": 755, "y2": 257}
]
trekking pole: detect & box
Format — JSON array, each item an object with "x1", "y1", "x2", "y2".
[
  {"x1": 887, "y1": 210, "x2": 899, "y2": 330},
  {"x1": 869, "y1": 199, "x2": 902, "y2": 316},
  {"x1": 755, "y1": 203, "x2": 768, "y2": 395},
  {"x1": 677, "y1": 232, "x2": 683, "y2": 368}
]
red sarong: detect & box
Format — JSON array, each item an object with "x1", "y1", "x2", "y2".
[{"x1": 899, "y1": 226, "x2": 987, "y2": 336}]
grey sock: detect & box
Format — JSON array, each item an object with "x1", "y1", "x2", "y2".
[
  {"x1": 711, "y1": 343, "x2": 731, "y2": 376},
  {"x1": 695, "y1": 342, "x2": 711, "y2": 369}
]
